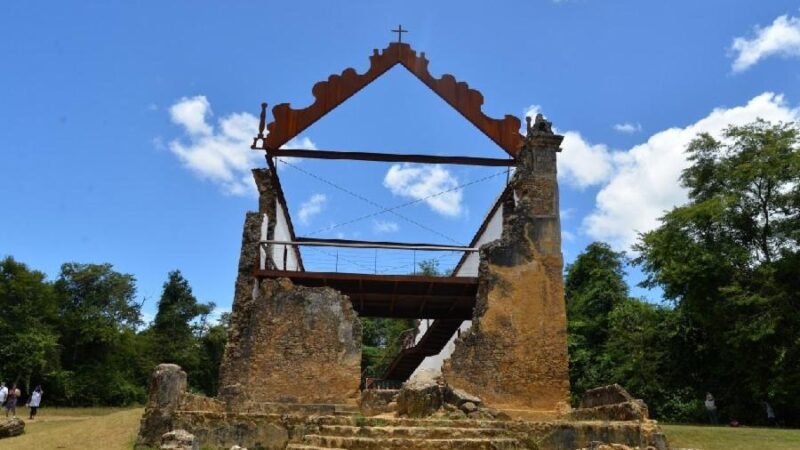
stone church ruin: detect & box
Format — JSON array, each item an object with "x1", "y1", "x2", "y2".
[{"x1": 136, "y1": 40, "x2": 670, "y2": 450}]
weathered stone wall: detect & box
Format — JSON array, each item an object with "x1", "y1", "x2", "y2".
[
  {"x1": 219, "y1": 278, "x2": 362, "y2": 405},
  {"x1": 443, "y1": 115, "x2": 570, "y2": 416},
  {"x1": 213, "y1": 167, "x2": 362, "y2": 407}
]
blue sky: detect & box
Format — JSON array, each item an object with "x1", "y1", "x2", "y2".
[{"x1": 2, "y1": 1, "x2": 799, "y2": 321}]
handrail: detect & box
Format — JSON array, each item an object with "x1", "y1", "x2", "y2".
[
  {"x1": 260, "y1": 239, "x2": 479, "y2": 252},
  {"x1": 362, "y1": 326, "x2": 418, "y2": 389}
]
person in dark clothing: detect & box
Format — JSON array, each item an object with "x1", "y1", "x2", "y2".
[{"x1": 5, "y1": 384, "x2": 20, "y2": 418}]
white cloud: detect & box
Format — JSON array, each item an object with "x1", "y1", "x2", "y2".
[
  {"x1": 613, "y1": 122, "x2": 642, "y2": 134},
  {"x1": 373, "y1": 220, "x2": 400, "y2": 233},
  {"x1": 383, "y1": 164, "x2": 463, "y2": 217},
  {"x1": 524, "y1": 104, "x2": 542, "y2": 122},
  {"x1": 584, "y1": 92, "x2": 799, "y2": 249},
  {"x1": 166, "y1": 95, "x2": 316, "y2": 196},
  {"x1": 170, "y1": 96, "x2": 213, "y2": 135},
  {"x1": 731, "y1": 14, "x2": 800, "y2": 72},
  {"x1": 298, "y1": 193, "x2": 327, "y2": 225},
  {"x1": 558, "y1": 131, "x2": 616, "y2": 188},
  {"x1": 283, "y1": 136, "x2": 317, "y2": 150}
]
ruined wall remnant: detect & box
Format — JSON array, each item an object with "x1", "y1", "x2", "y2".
[
  {"x1": 218, "y1": 278, "x2": 362, "y2": 405},
  {"x1": 135, "y1": 364, "x2": 188, "y2": 449},
  {"x1": 443, "y1": 114, "x2": 570, "y2": 416},
  {"x1": 217, "y1": 168, "x2": 362, "y2": 407}
]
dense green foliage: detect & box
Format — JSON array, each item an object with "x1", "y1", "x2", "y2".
[
  {"x1": 0, "y1": 259, "x2": 227, "y2": 405},
  {"x1": 633, "y1": 120, "x2": 800, "y2": 425},
  {"x1": 565, "y1": 243, "x2": 679, "y2": 419},
  {"x1": 567, "y1": 120, "x2": 800, "y2": 426}
]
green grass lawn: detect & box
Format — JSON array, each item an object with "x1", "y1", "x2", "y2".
[
  {"x1": 663, "y1": 424, "x2": 800, "y2": 450},
  {"x1": 0, "y1": 407, "x2": 143, "y2": 450}
]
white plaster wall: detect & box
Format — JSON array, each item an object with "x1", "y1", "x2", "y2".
[
  {"x1": 411, "y1": 203, "x2": 504, "y2": 376},
  {"x1": 273, "y1": 200, "x2": 299, "y2": 271}
]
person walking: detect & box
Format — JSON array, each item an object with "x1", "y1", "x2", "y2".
[
  {"x1": 27, "y1": 386, "x2": 43, "y2": 420},
  {"x1": 0, "y1": 383, "x2": 7, "y2": 407},
  {"x1": 5, "y1": 384, "x2": 20, "y2": 418},
  {"x1": 705, "y1": 393, "x2": 719, "y2": 425},
  {"x1": 763, "y1": 401, "x2": 776, "y2": 427}
]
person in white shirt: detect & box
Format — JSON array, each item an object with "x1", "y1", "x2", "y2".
[
  {"x1": 0, "y1": 383, "x2": 7, "y2": 406},
  {"x1": 705, "y1": 393, "x2": 719, "y2": 425},
  {"x1": 28, "y1": 385, "x2": 43, "y2": 420}
]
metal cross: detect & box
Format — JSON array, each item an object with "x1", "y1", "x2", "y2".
[{"x1": 391, "y1": 24, "x2": 408, "y2": 43}]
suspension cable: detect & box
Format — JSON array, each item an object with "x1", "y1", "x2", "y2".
[{"x1": 276, "y1": 158, "x2": 506, "y2": 244}]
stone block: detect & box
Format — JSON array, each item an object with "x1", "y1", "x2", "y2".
[
  {"x1": 580, "y1": 384, "x2": 635, "y2": 409},
  {"x1": 136, "y1": 364, "x2": 188, "y2": 448},
  {"x1": 396, "y1": 371, "x2": 444, "y2": 418},
  {"x1": 160, "y1": 429, "x2": 198, "y2": 450},
  {"x1": 0, "y1": 417, "x2": 24, "y2": 439},
  {"x1": 359, "y1": 389, "x2": 399, "y2": 416}
]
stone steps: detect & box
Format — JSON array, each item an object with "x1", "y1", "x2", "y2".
[
  {"x1": 301, "y1": 434, "x2": 522, "y2": 450},
  {"x1": 286, "y1": 444, "x2": 347, "y2": 450},
  {"x1": 318, "y1": 415, "x2": 509, "y2": 428},
  {"x1": 318, "y1": 424, "x2": 510, "y2": 439}
]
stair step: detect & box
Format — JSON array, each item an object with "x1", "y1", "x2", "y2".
[
  {"x1": 286, "y1": 445, "x2": 347, "y2": 450},
  {"x1": 319, "y1": 425, "x2": 509, "y2": 439},
  {"x1": 319, "y1": 416, "x2": 508, "y2": 428},
  {"x1": 304, "y1": 435, "x2": 521, "y2": 450}
]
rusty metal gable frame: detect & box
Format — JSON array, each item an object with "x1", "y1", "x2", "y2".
[{"x1": 251, "y1": 42, "x2": 525, "y2": 158}]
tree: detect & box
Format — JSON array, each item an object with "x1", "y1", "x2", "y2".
[
  {"x1": 0, "y1": 257, "x2": 60, "y2": 392},
  {"x1": 564, "y1": 242, "x2": 630, "y2": 400},
  {"x1": 53, "y1": 262, "x2": 144, "y2": 405},
  {"x1": 194, "y1": 312, "x2": 229, "y2": 396},
  {"x1": 635, "y1": 120, "x2": 800, "y2": 425},
  {"x1": 148, "y1": 270, "x2": 213, "y2": 390}
]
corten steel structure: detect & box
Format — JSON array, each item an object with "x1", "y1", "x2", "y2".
[{"x1": 235, "y1": 40, "x2": 569, "y2": 415}]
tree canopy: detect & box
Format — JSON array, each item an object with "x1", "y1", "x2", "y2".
[{"x1": 634, "y1": 119, "x2": 800, "y2": 424}]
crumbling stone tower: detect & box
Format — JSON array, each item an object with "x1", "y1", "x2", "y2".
[{"x1": 443, "y1": 115, "x2": 570, "y2": 416}]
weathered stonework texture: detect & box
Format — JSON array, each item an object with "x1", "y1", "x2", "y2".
[
  {"x1": 136, "y1": 364, "x2": 188, "y2": 449},
  {"x1": 219, "y1": 278, "x2": 362, "y2": 406},
  {"x1": 214, "y1": 167, "x2": 361, "y2": 408},
  {"x1": 443, "y1": 114, "x2": 570, "y2": 416}
]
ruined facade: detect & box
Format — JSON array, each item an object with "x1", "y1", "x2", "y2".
[{"x1": 135, "y1": 41, "x2": 670, "y2": 450}]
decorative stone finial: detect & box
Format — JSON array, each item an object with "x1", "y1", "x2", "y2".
[{"x1": 526, "y1": 113, "x2": 553, "y2": 138}]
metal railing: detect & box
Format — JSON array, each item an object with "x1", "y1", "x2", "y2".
[
  {"x1": 258, "y1": 239, "x2": 479, "y2": 275},
  {"x1": 361, "y1": 327, "x2": 418, "y2": 390}
]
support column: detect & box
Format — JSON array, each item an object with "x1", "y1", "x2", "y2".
[
  {"x1": 443, "y1": 114, "x2": 570, "y2": 417},
  {"x1": 217, "y1": 168, "x2": 276, "y2": 405}
]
